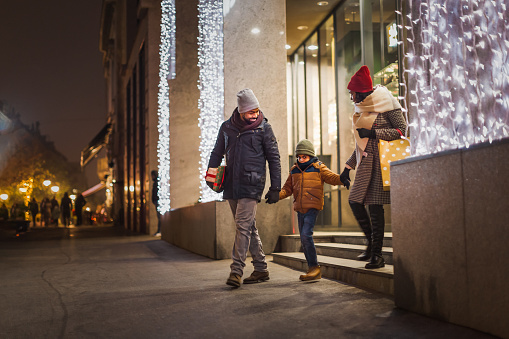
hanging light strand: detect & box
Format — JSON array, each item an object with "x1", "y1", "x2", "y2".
[
  {"x1": 197, "y1": 0, "x2": 224, "y2": 203},
  {"x1": 397, "y1": 0, "x2": 509, "y2": 156},
  {"x1": 157, "y1": 0, "x2": 176, "y2": 213}
]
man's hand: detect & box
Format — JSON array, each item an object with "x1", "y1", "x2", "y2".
[
  {"x1": 339, "y1": 167, "x2": 351, "y2": 190},
  {"x1": 264, "y1": 189, "x2": 280, "y2": 204},
  {"x1": 205, "y1": 167, "x2": 217, "y2": 191},
  {"x1": 356, "y1": 128, "x2": 376, "y2": 139}
]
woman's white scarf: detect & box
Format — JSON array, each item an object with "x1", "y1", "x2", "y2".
[{"x1": 352, "y1": 86, "x2": 401, "y2": 167}]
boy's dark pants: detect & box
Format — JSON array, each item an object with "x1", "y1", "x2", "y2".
[{"x1": 297, "y1": 208, "x2": 319, "y2": 268}]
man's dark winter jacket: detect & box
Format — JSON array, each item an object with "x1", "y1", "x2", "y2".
[{"x1": 208, "y1": 111, "x2": 281, "y2": 202}]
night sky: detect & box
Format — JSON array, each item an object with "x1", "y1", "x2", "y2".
[{"x1": 0, "y1": 0, "x2": 106, "y2": 185}]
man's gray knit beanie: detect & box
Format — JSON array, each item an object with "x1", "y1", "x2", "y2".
[
  {"x1": 295, "y1": 139, "x2": 316, "y2": 157},
  {"x1": 237, "y1": 88, "x2": 259, "y2": 113}
]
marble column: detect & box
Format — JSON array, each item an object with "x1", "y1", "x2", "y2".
[
  {"x1": 223, "y1": 0, "x2": 291, "y2": 251},
  {"x1": 168, "y1": 0, "x2": 202, "y2": 209}
]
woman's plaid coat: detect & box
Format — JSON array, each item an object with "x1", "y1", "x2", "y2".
[{"x1": 346, "y1": 108, "x2": 407, "y2": 205}]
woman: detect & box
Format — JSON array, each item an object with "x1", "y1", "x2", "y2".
[{"x1": 339, "y1": 65, "x2": 407, "y2": 269}]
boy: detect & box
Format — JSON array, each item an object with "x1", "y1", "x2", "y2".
[{"x1": 279, "y1": 139, "x2": 344, "y2": 281}]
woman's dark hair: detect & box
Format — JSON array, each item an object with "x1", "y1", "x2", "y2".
[{"x1": 355, "y1": 90, "x2": 374, "y2": 103}]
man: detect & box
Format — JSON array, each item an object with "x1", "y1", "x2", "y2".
[
  {"x1": 29, "y1": 198, "x2": 39, "y2": 227},
  {"x1": 151, "y1": 170, "x2": 161, "y2": 237},
  {"x1": 61, "y1": 192, "x2": 73, "y2": 227},
  {"x1": 74, "y1": 193, "x2": 86, "y2": 226},
  {"x1": 207, "y1": 88, "x2": 281, "y2": 287}
]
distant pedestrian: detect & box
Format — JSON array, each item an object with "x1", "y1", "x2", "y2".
[
  {"x1": 51, "y1": 203, "x2": 60, "y2": 226},
  {"x1": 10, "y1": 203, "x2": 26, "y2": 220},
  {"x1": 207, "y1": 88, "x2": 281, "y2": 288},
  {"x1": 151, "y1": 170, "x2": 161, "y2": 237},
  {"x1": 279, "y1": 139, "x2": 345, "y2": 281},
  {"x1": 50, "y1": 196, "x2": 59, "y2": 225},
  {"x1": 28, "y1": 198, "x2": 39, "y2": 227},
  {"x1": 61, "y1": 192, "x2": 72, "y2": 227},
  {"x1": 339, "y1": 65, "x2": 407, "y2": 269},
  {"x1": 74, "y1": 193, "x2": 86, "y2": 226},
  {"x1": 41, "y1": 197, "x2": 52, "y2": 227},
  {"x1": 0, "y1": 202, "x2": 9, "y2": 221}
]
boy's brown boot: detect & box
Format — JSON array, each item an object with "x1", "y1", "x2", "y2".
[{"x1": 299, "y1": 265, "x2": 322, "y2": 281}]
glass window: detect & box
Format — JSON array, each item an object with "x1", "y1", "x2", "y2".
[
  {"x1": 295, "y1": 47, "x2": 306, "y2": 143},
  {"x1": 372, "y1": 0, "x2": 399, "y2": 96},
  {"x1": 305, "y1": 33, "x2": 321, "y2": 155},
  {"x1": 319, "y1": 16, "x2": 338, "y2": 228},
  {"x1": 287, "y1": 60, "x2": 294, "y2": 156},
  {"x1": 319, "y1": 16, "x2": 337, "y2": 170},
  {"x1": 336, "y1": 0, "x2": 362, "y2": 228}
]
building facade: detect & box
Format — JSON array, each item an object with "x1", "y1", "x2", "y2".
[{"x1": 99, "y1": 0, "x2": 161, "y2": 234}]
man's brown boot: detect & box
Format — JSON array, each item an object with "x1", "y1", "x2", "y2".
[
  {"x1": 226, "y1": 273, "x2": 242, "y2": 287},
  {"x1": 299, "y1": 266, "x2": 322, "y2": 281},
  {"x1": 243, "y1": 270, "x2": 270, "y2": 284}
]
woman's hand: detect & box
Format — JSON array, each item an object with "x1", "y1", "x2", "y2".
[
  {"x1": 356, "y1": 128, "x2": 376, "y2": 139},
  {"x1": 340, "y1": 168, "x2": 351, "y2": 189}
]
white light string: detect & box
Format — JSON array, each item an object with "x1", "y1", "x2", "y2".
[
  {"x1": 397, "y1": 0, "x2": 509, "y2": 156},
  {"x1": 197, "y1": 0, "x2": 224, "y2": 203},
  {"x1": 157, "y1": 0, "x2": 176, "y2": 213}
]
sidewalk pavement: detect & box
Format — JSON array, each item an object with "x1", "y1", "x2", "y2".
[{"x1": 0, "y1": 225, "x2": 495, "y2": 339}]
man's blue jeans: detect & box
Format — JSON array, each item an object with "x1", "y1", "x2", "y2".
[{"x1": 297, "y1": 208, "x2": 319, "y2": 268}]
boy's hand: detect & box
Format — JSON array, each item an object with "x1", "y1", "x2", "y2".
[
  {"x1": 340, "y1": 168, "x2": 351, "y2": 189},
  {"x1": 265, "y1": 189, "x2": 280, "y2": 204}
]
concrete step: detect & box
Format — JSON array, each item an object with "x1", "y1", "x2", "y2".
[
  {"x1": 272, "y1": 252, "x2": 394, "y2": 295},
  {"x1": 316, "y1": 243, "x2": 393, "y2": 265},
  {"x1": 331, "y1": 232, "x2": 393, "y2": 247},
  {"x1": 279, "y1": 232, "x2": 392, "y2": 252}
]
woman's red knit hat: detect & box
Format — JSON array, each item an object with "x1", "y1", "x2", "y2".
[{"x1": 347, "y1": 65, "x2": 373, "y2": 93}]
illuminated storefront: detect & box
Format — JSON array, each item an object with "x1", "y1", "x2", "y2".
[{"x1": 287, "y1": 0, "x2": 401, "y2": 230}]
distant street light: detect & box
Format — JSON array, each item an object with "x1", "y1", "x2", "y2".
[
  {"x1": 70, "y1": 194, "x2": 76, "y2": 201},
  {"x1": 51, "y1": 186, "x2": 59, "y2": 193},
  {"x1": 43, "y1": 180, "x2": 51, "y2": 186},
  {"x1": 19, "y1": 187, "x2": 27, "y2": 193},
  {"x1": 0, "y1": 194, "x2": 8, "y2": 200}
]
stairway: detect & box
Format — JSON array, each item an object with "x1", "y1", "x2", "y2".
[{"x1": 272, "y1": 232, "x2": 394, "y2": 295}]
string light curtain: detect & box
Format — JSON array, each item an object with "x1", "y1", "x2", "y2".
[
  {"x1": 197, "y1": 0, "x2": 224, "y2": 203},
  {"x1": 157, "y1": 0, "x2": 176, "y2": 213},
  {"x1": 398, "y1": 0, "x2": 509, "y2": 156}
]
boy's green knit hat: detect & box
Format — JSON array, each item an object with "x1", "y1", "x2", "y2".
[{"x1": 295, "y1": 139, "x2": 315, "y2": 157}]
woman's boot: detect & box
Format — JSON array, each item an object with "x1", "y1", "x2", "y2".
[
  {"x1": 349, "y1": 201, "x2": 372, "y2": 261},
  {"x1": 365, "y1": 204, "x2": 385, "y2": 269}
]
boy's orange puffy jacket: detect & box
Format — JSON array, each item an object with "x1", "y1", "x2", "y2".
[{"x1": 279, "y1": 161, "x2": 343, "y2": 214}]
